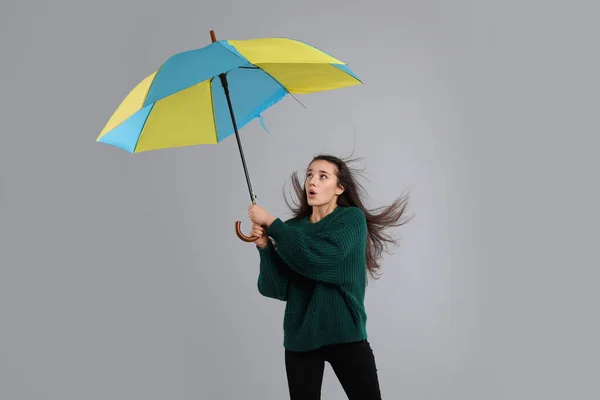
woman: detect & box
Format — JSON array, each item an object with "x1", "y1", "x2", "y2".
[{"x1": 248, "y1": 154, "x2": 410, "y2": 400}]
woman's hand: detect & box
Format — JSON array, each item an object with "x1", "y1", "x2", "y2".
[
  {"x1": 248, "y1": 204, "x2": 276, "y2": 227},
  {"x1": 251, "y1": 223, "x2": 269, "y2": 249}
]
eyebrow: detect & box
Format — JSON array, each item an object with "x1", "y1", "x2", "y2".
[{"x1": 307, "y1": 169, "x2": 330, "y2": 175}]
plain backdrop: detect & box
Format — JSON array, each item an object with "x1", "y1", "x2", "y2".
[{"x1": 1, "y1": 0, "x2": 598, "y2": 399}]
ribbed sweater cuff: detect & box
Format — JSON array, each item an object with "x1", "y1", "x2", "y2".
[
  {"x1": 256, "y1": 241, "x2": 271, "y2": 252},
  {"x1": 266, "y1": 218, "x2": 288, "y2": 240}
]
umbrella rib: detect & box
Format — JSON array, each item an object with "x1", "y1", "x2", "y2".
[
  {"x1": 250, "y1": 65, "x2": 308, "y2": 109},
  {"x1": 287, "y1": 92, "x2": 307, "y2": 109},
  {"x1": 209, "y1": 77, "x2": 219, "y2": 144},
  {"x1": 132, "y1": 103, "x2": 155, "y2": 153}
]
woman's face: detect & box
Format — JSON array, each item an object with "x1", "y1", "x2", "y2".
[{"x1": 305, "y1": 160, "x2": 344, "y2": 207}]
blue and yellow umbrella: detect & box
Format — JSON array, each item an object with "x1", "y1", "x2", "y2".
[{"x1": 97, "y1": 30, "x2": 362, "y2": 241}]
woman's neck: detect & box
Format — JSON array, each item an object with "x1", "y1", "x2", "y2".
[{"x1": 309, "y1": 202, "x2": 338, "y2": 223}]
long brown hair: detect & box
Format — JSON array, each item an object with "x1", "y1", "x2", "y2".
[{"x1": 283, "y1": 154, "x2": 412, "y2": 279}]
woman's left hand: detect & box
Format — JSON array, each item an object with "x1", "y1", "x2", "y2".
[{"x1": 248, "y1": 204, "x2": 276, "y2": 227}]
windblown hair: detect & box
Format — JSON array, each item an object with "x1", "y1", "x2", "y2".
[{"x1": 284, "y1": 154, "x2": 412, "y2": 279}]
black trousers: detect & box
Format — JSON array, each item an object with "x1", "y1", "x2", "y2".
[{"x1": 284, "y1": 340, "x2": 382, "y2": 400}]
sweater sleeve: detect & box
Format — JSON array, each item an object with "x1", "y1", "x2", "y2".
[
  {"x1": 256, "y1": 240, "x2": 290, "y2": 301},
  {"x1": 266, "y1": 207, "x2": 367, "y2": 284}
]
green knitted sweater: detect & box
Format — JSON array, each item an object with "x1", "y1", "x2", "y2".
[{"x1": 256, "y1": 206, "x2": 369, "y2": 352}]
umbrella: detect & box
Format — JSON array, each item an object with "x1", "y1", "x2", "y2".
[{"x1": 97, "y1": 30, "x2": 362, "y2": 242}]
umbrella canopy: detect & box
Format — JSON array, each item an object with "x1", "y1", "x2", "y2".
[{"x1": 97, "y1": 36, "x2": 361, "y2": 153}]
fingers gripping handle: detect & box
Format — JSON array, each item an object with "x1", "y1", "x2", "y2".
[{"x1": 237, "y1": 194, "x2": 259, "y2": 242}]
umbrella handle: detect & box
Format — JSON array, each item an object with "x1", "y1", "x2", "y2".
[{"x1": 235, "y1": 221, "x2": 258, "y2": 242}]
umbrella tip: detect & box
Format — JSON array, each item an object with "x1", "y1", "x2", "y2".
[{"x1": 210, "y1": 30, "x2": 217, "y2": 43}]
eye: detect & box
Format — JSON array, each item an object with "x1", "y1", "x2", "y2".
[{"x1": 320, "y1": 174, "x2": 327, "y2": 179}]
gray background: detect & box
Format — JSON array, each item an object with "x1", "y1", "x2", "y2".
[{"x1": 1, "y1": 0, "x2": 598, "y2": 399}]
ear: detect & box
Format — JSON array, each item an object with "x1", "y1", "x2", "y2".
[{"x1": 336, "y1": 184, "x2": 344, "y2": 196}]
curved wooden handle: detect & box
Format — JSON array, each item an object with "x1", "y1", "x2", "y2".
[{"x1": 235, "y1": 221, "x2": 258, "y2": 242}]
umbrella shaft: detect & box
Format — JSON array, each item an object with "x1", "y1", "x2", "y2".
[{"x1": 219, "y1": 73, "x2": 257, "y2": 205}]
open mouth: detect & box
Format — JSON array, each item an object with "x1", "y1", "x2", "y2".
[{"x1": 308, "y1": 190, "x2": 316, "y2": 197}]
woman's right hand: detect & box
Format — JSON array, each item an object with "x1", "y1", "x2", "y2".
[{"x1": 251, "y1": 223, "x2": 269, "y2": 249}]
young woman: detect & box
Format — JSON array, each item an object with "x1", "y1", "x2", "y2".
[{"x1": 247, "y1": 154, "x2": 411, "y2": 400}]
